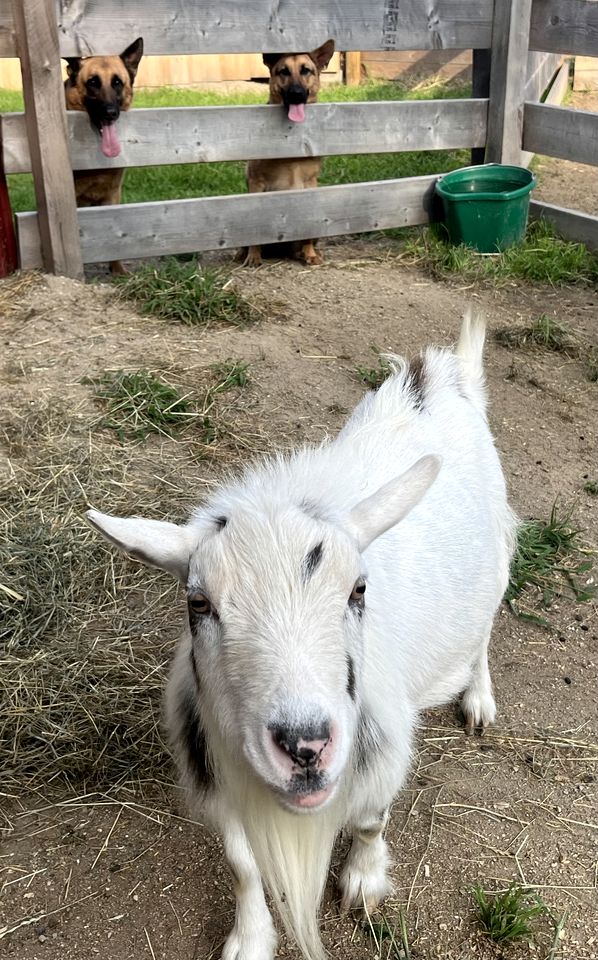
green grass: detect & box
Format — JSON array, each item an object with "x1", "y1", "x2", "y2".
[
  {"x1": 506, "y1": 505, "x2": 596, "y2": 625},
  {"x1": 1, "y1": 80, "x2": 470, "y2": 214},
  {"x1": 87, "y1": 369, "x2": 196, "y2": 441},
  {"x1": 361, "y1": 912, "x2": 411, "y2": 959},
  {"x1": 114, "y1": 259, "x2": 257, "y2": 326},
  {"x1": 356, "y1": 352, "x2": 392, "y2": 388},
  {"x1": 584, "y1": 480, "x2": 598, "y2": 496},
  {"x1": 209, "y1": 359, "x2": 250, "y2": 393},
  {"x1": 472, "y1": 883, "x2": 547, "y2": 943},
  {"x1": 495, "y1": 313, "x2": 574, "y2": 352},
  {"x1": 403, "y1": 220, "x2": 598, "y2": 286}
]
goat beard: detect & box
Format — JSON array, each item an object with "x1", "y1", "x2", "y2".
[{"x1": 225, "y1": 763, "x2": 343, "y2": 960}]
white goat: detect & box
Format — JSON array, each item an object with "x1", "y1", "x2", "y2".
[{"x1": 87, "y1": 310, "x2": 516, "y2": 960}]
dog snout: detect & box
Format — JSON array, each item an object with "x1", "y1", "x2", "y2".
[
  {"x1": 103, "y1": 103, "x2": 120, "y2": 121},
  {"x1": 286, "y1": 83, "x2": 308, "y2": 105},
  {"x1": 270, "y1": 720, "x2": 331, "y2": 768}
]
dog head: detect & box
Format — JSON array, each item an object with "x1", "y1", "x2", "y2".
[
  {"x1": 263, "y1": 39, "x2": 335, "y2": 123},
  {"x1": 64, "y1": 38, "x2": 143, "y2": 158}
]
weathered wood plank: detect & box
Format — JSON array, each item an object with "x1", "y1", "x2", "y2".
[
  {"x1": 0, "y1": 10, "x2": 15, "y2": 57},
  {"x1": 521, "y1": 57, "x2": 567, "y2": 167},
  {"x1": 48, "y1": 0, "x2": 494, "y2": 56},
  {"x1": 530, "y1": 0, "x2": 598, "y2": 57},
  {"x1": 530, "y1": 199, "x2": 598, "y2": 250},
  {"x1": 524, "y1": 51, "x2": 561, "y2": 101},
  {"x1": 523, "y1": 103, "x2": 598, "y2": 167},
  {"x1": 485, "y1": 0, "x2": 533, "y2": 165},
  {"x1": 1, "y1": 99, "x2": 488, "y2": 176},
  {"x1": 11, "y1": 0, "x2": 83, "y2": 278},
  {"x1": 16, "y1": 174, "x2": 439, "y2": 268}
]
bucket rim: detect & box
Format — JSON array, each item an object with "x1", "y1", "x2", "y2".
[{"x1": 435, "y1": 163, "x2": 536, "y2": 202}]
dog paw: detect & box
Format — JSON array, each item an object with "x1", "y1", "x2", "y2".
[
  {"x1": 301, "y1": 250, "x2": 323, "y2": 266},
  {"x1": 243, "y1": 254, "x2": 263, "y2": 268},
  {"x1": 461, "y1": 685, "x2": 496, "y2": 736}
]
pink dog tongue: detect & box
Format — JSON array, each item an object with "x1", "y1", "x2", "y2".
[
  {"x1": 288, "y1": 103, "x2": 305, "y2": 123},
  {"x1": 100, "y1": 123, "x2": 121, "y2": 158}
]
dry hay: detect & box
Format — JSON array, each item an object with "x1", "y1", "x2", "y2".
[{"x1": 0, "y1": 396, "x2": 222, "y2": 793}]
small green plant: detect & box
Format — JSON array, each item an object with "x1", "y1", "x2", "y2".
[
  {"x1": 403, "y1": 221, "x2": 598, "y2": 286},
  {"x1": 584, "y1": 479, "x2": 598, "y2": 496},
  {"x1": 210, "y1": 359, "x2": 250, "y2": 393},
  {"x1": 88, "y1": 369, "x2": 196, "y2": 441},
  {"x1": 495, "y1": 314, "x2": 573, "y2": 352},
  {"x1": 362, "y1": 911, "x2": 410, "y2": 959},
  {"x1": 472, "y1": 883, "x2": 547, "y2": 942},
  {"x1": 357, "y1": 352, "x2": 392, "y2": 388},
  {"x1": 114, "y1": 259, "x2": 257, "y2": 327},
  {"x1": 506, "y1": 504, "x2": 596, "y2": 624}
]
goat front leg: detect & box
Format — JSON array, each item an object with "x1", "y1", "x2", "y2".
[
  {"x1": 221, "y1": 816, "x2": 277, "y2": 960},
  {"x1": 339, "y1": 808, "x2": 393, "y2": 914}
]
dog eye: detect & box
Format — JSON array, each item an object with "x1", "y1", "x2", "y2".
[
  {"x1": 112, "y1": 75, "x2": 123, "y2": 89},
  {"x1": 300, "y1": 65, "x2": 313, "y2": 75},
  {"x1": 86, "y1": 75, "x2": 101, "y2": 89},
  {"x1": 349, "y1": 580, "x2": 366, "y2": 605},
  {"x1": 188, "y1": 593, "x2": 214, "y2": 617},
  {"x1": 278, "y1": 66, "x2": 291, "y2": 77}
]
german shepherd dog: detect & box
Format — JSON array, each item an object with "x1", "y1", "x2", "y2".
[
  {"x1": 242, "y1": 39, "x2": 335, "y2": 267},
  {"x1": 64, "y1": 38, "x2": 143, "y2": 275}
]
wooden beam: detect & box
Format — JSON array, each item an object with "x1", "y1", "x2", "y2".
[
  {"x1": 0, "y1": 9, "x2": 15, "y2": 56},
  {"x1": 11, "y1": 0, "x2": 83, "y2": 278},
  {"x1": 521, "y1": 58, "x2": 568, "y2": 167},
  {"x1": 530, "y1": 0, "x2": 598, "y2": 58},
  {"x1": 344, "y1": 52, "x2": 362, "y2": 86},
  {"x1": 16, "y1": 174, "x2": 439, "y2": 268},
  {"x1": 524, "y1": 52, "x2": 561, "y2": 101},
  {"x1": 11, "y1": 0, "x2": 492, "y2": 56},
  {"x1": 1, "y1": 99, "x2": 489, "y2": 176},
  {"x1": 485, "y1": 0, "x2": 533, "y2": 165},
  {"x1": 523, "y1": 103, "x2": 598, "y2": 167},
  {"x1": 530, "y1": 200, "x2": 598, "y2": 251}
]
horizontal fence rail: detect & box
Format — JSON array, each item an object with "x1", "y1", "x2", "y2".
[
  {"x1": 1, "y1": 99, "x2": 488, "y2": 175},
  {"x1": 1, "y1": 0, "x2": 496, "y2": 58},
  {"x1": 523, "y1": 103, "x2": 598, "y2": 167},
  {"x1": 15, "y1": 174, "x2": 439, "y2": 268},
  {"x1": 530, "y1": 200, "x2": 598, "y2": 251},
  {"x1": 529, "y1": 0, "x2": 598, "y2": 57}
]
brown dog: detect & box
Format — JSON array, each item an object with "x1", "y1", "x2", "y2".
[
  {"x1": 242, "y1": 39, "x2": 335, "y2": 267},
  {"x1": 64, "y1": 38, "x2": 143, "y2": 275}
]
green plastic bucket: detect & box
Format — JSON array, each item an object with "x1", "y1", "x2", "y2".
[{"x1": 435, "y1": 164, "x2": 536, "y2": 253}]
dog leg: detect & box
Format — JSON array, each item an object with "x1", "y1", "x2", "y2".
[
  {"x1": 109, "y1": 260, "x2": 130, "y2": 276},
  {"x1": 243, "y1": 246, "x2": 263, "y2": 268},
  {"x1": 297, "y1": 241, "x2": 323, "y2": 266}
]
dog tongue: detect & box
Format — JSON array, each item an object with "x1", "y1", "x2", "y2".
[
  {"x1": 100, "y1": 123, "x2": 121, "y2": 158},
  {"x1": 288, "y1": 103, "x2": 305, "y2": 123}
]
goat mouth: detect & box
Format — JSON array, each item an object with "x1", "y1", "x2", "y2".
[{"x1": 280, "y1": 780, "x2": 336, "y2": 812}]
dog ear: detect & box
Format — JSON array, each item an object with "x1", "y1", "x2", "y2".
[
  {"x1": 310, "y1": 39, "x2": 335, "y2": 71},
  {"x1": 120, "y1": 37, "x2": 144, "y2": 82},
  {"x1": 64, "y1": 57, "x2": 82, "y2": 81},
  {"x1": 262, "y1": 52, "x2": 282, "y2": 69}
]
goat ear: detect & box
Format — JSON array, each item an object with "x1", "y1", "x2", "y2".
[
  {"x1": 347, "y1": 455, "x2": 441, "y2": 552},
  {"x1": 86, "y1": 509, "x2": 194, "y2": 582}
]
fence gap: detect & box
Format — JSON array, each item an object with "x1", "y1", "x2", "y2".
[{"x1": 12, "y1": 0, "x2": 83, "y2": 278}]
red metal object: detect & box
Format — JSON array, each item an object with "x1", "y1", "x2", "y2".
[{"x1": 0, "y1": 147, "x2": 18, "y2": 276}]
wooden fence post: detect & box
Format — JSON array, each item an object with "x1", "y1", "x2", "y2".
[
  {"x1": 485, "y1": 0, "x2": 533, "y2": 165},
  {"x1": 344, "y1": 52, "x2": 362, "y2": 86},
  {"x1": 0, "y1": 133, "x2": 17, "y2": 276},
  {"x1": 12, "y1": 0, "x2": 83, "y2": 278}
]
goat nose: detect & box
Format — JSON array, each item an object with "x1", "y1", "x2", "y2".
[{"x1": 271, "y1": 722, "x2": 331, "y2": 768}]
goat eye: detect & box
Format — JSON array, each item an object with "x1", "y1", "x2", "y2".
[
  {"x1": 189, "y1": 594, "x2": 212, "y2": 616},
  {"x1": 349, "y1": 581, "x2": 366, "y2": 604}
]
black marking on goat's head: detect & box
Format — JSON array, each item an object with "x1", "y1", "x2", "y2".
[
  {"x1": 179, "y1": 689, "x2": 213, "y2": 790},
  {"x1": 346, "y1": 654, "x2": 356, "y2": 701},
  {"x1": 354, "y1": 710, "x2": 386, "y2": 773},
  {"x1": 407, "y1": 355, "x2": 426, "y2": 410},
  {"x1": 302, "y1": 541, "x2": 323, "y2": 580},
  {"x1": 214, "y1": 515, "x2": 228, "y2": 529},
  {"x1": 300, "y1": 499, "x2": 330, "y2": 523},
  {"x1": 190, "y1": 648, "x2": 201, "y2": 691}
]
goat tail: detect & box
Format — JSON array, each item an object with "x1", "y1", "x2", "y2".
[
  {"x1": 237, "y1": 776, "x2": 341, "y2": 960},
  {"x1": 455, "y1": 306, "x2": 488, "y2": 415}
]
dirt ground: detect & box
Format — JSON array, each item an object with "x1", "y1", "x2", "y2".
[{"x1": 1, "y1": 140, "x2": 597, "y2": 960}]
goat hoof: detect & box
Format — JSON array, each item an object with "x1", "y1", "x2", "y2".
[{"x1": 461, "y1": 687, "x2": 496, "y2": 736}]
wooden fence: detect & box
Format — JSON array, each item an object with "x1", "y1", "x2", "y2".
[{"x1": 0, "y1": 0, "x2": 597, "y2": 279}]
